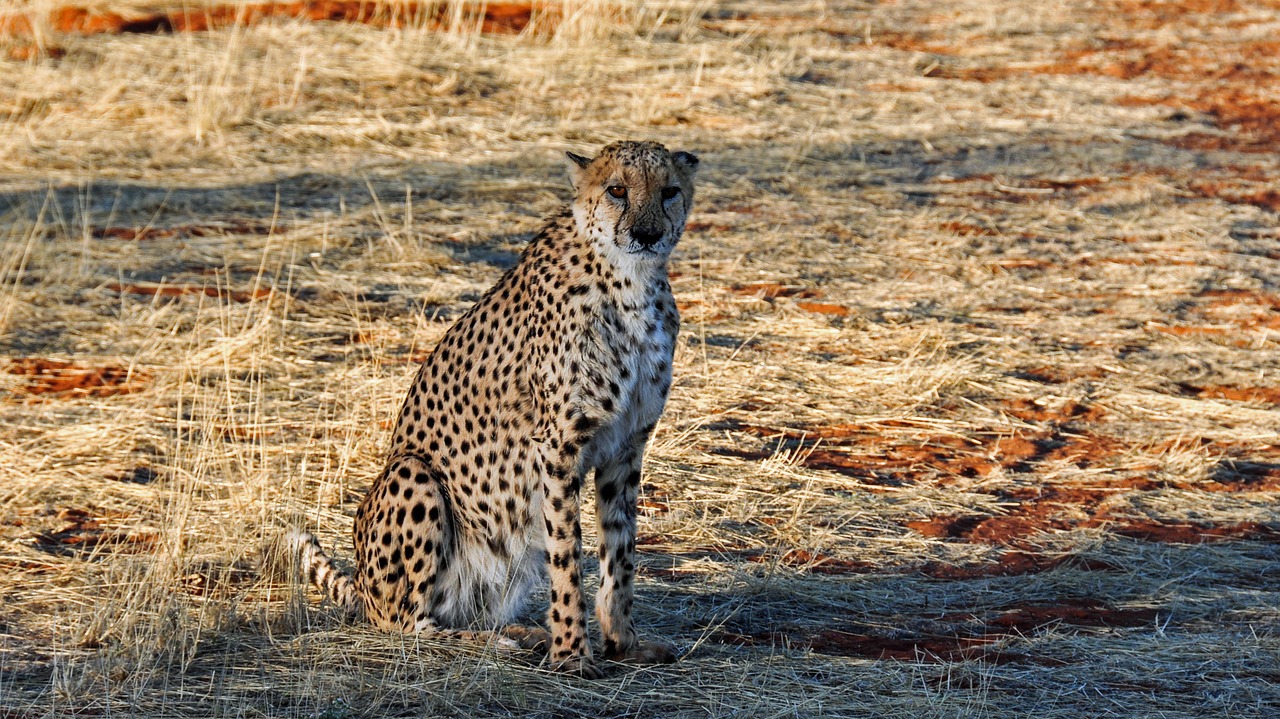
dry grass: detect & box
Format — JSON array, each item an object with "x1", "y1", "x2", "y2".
[{"x1": 1, "y1": 0, "x2": 1279, "y2": 716}]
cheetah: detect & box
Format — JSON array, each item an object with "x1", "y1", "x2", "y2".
[{"x1": 290, "y1": 141, "x2": 699, "y2": 677}]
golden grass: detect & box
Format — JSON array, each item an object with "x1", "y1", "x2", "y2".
[{"x1": 2, "y1": 0, "x2": 1280, "y2": 716}]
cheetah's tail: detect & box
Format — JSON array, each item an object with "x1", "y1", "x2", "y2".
[{"x1": 282, "y1": 530, "x2": 363, "y2": 617}]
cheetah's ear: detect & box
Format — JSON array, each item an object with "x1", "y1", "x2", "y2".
[
  {"x1": 673, "y1": 151, "x2": 700, "y2": 175},
  {"x1": 565, "y1": 151, "x2": 593, "y2": 190}
]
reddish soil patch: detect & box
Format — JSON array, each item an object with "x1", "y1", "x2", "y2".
[
  {"x1": 1003, "y1": 398, "x2": 1107, "y2": 424},
  {"x1": 918, "y1": 551, "x2": 1120, "y2": 579},
  {"x1": 983, "y1": 601, "x2": 1157, "y2": 631},
  {"x1": 29, "y1": 507, "x2": 157, "y2": 556},
  {"x1": 1116, "y1": 91, "x2": 1280, "y2": 155},
  {"x1": 795, "y1": 301, "x2": 852, "y2": 316},
  {"x1": 1182, "y1": 383, "x2": 1280, "y2": 405},
  {"x1": 1150, "y1": 323, "x2": 1232, "y2": 338},
  {"x1": 716, "y1": 414, "x2": 1119, "y2": 485},
  {"x1": 1056, "y1": 41, "x2": 1280, "y2": 84},
  {"x1": 1198, "y1": 288, "x2": 1280, "y2": 309},
  {"x1": 1205, "y1": 459, "x2": 1280, "y2": 492},
  {"x1": 637, "y1": 484, "x2": 672, "y2": 516},
  {"x1": 0, "y1": 2, "x2": 551, "y2": 39},
  {"x1": 5, "y1": 357, "x2": 150, "y2": 398},
  {"x1": 1175, "y1": 287, "x2": 1280, "y2": 332},
  {"x1": 904, "y1": 1, "x2": 1280, "y2": 154},
  {"x1": 939, "y1": 221, "x2": 995, "y2": 237},
  {"x1": 862, "y1": 30, "x2": 958, "y2": 54},
  {"x1": 805, "y1": 631, "x2": 1024, "y2": 663},
  {"x1": 673, "y1": 298, "x2": 732, "y2": 321},
  {"x1": 715, "y1": 599, "x2": 1155, "y2": 663},
  {"x1": 746, "y1": 548, "x2": 876, "y2": 575},
  {"x1": 910, "y1": 488, "x2": 1278, "y2": 547},
  {"x1": 636, "y1": 497, "x2": 670, "y2": 515},
  {"x1": 1187, "y1": 179, "x2": 1280, "y2": 212},
  {"x1": 729, "y1": 282, "x2": 821, "y2": 299},
  {"x1": 106, "y1": 281, "x2": 273, "y2": 303},
  {"x1": 1157, "y1": 91, "x2": 1280, "y2": 154},
  {"x1": 1111, "y1": 521, "x2": 1277, "y2": 543},
  {"x1": 7, "y1": 43, "x2": 65, "y2": 60},
  {"x1": 1112, "y1": 0, "x2": 1249, "y2": 29},
  {"x1": 712, "y1": 627, "x2": 1026, "y2": 663}
]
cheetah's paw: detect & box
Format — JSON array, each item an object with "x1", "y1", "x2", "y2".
[
  {"x1": 605, "y1": 639, "x2": 677, "y2": 665},
  {"x1": 501, "y1": 624, "x2": 551, "y2": 652},
  {"x1": 550, "y1": 655, "x2": 604, "y2": 679}
]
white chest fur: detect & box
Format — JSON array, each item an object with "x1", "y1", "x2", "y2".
[{"x1": 579, "y1": 290, "x2": 677, "y2": 470}]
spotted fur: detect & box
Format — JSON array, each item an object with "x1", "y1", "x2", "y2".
[{"x1": 294, "y1": 141, "x2": 699, "y2": 677}]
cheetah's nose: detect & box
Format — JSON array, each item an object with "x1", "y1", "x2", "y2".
[{"x1": 630, "y1": 227, "x2": 663, "y2": 247}]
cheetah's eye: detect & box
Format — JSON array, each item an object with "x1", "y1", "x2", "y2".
[
  {"x1": 661, "y1": 187, "x2": 680, "y2": 201},
  {"x1": 607, "y1": 185, "x2": 627, "y2": 199}
]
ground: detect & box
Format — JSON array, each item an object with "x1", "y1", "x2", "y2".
[{"x1": 0, "y1": 1, "x2": 1278, "y2": 717}]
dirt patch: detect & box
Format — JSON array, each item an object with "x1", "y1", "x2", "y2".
[
  {"x1": 106, "y1": 281, "x2": 274, "y2": 303},
  {"x1": 982, "y1": 601, "x2": 1157, "y2": 630},
  {"x1": 746, "y1": 548, "x2": 876, "y2": 575},
  {"x1": 1002, "y1": 398, "x2": 1108, "y2": 424},
  {"x1": 906, "y1": 2, "x2": 1280, "y2": 154},
  {"x1": 904, "y1": 482, "x2": 1127, "y2": 546},
  {"x1": 0, "y1": 2, "x2": 552, "y2": 39},
  {"x1": 1160, "y1": 92, "x2": 1280, "y2": 155},
  {"x1": 1116, "y1": 93, "x2": 1280, "y2": 156},
  {"x1": 1110, "y1": 521, "x2": 1277, "y2": 543},
  {"x1": 5, "y1": 357, "x2": 150, "y2": 398},
  {"x1": 1156, "y1": 288, "x2": 1280, "y2": 335},
  {"x1": 939, "y1": 221, "x2": 995, "y2": 237},
  {"x1": 728, "y1": 282, "x2": 821, "y2": 299},
  {"x1": 712, "y1": 627, "x2": 1027, "y2": 663},
  {"x1": 1187, "y1": 179, "x2": 1280, "y2": 211},
  {"x1": 715, "y1": 599, "x2": 1156, "y2": 663},
  {"x1": 1207, "y1": 459, "x2": 1280, "y2": 492},
  {"x1": 795, "y1": 301, "x2": 852, "y2": 316},
  {"x1": 919, "y1": 551, "x2": 1121, "y2": 579},
  {"x1": 1112, "y1": 0, "x2": 1248, "y2": 29},
  {"x1": 8, "y1": 43, "x2": 65, "y2": 60},
  {"x1": 1198, "y1": 288, "x2": 1280, "y2": 309},
  {"x1": 715, "y1": 413, "x2": 1121, "y2": 486},
  {"x1": 909, "y1": 488, "x2": 1278, "y2": 547},
  {"x1": 1181, "y1": 383, "x2": 1280, "y2": 405},
  {"x1": 27, "y1": 507, "x2": 157, "y2": 556}
]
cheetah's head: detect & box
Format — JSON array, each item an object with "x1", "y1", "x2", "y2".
[{"x1": 566, "y1": 141, "x2": 698, "y2": 264}]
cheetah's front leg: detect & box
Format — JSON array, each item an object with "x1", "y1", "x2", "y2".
[
  {"x1": 541, "y1": 455, "x2": 601, "y2": 678},
  {"x1": 594, "y1": 440, "x2": 676, "y2": 665}
]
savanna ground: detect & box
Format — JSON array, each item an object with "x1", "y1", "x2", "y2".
[{"x1": 1, "y1": 0, "x2": 1278, "y2": 716}]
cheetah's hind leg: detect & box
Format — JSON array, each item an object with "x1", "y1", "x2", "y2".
[{"x1": 359, "y1": 455, "x2": 540, "y2": 655}]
